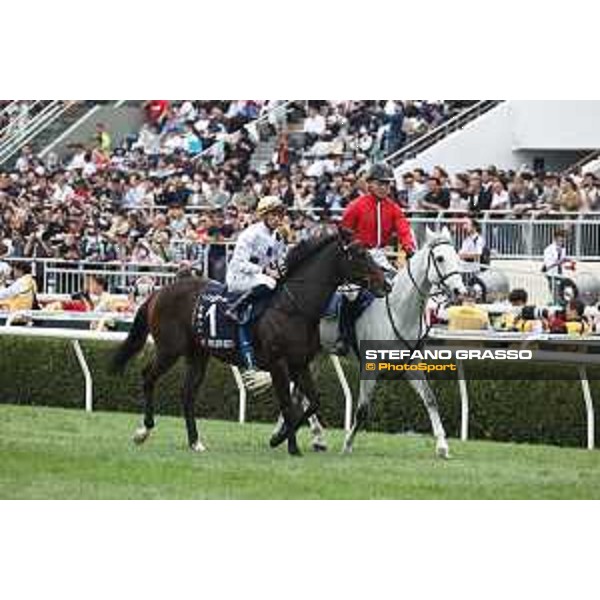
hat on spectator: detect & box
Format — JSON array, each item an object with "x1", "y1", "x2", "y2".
[{"x1": 256, "y1": 196, "x2": 285, "y2": 216}]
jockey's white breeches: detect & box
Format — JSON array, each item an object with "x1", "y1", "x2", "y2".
[{"x1": 226, "y1": 271, "x2": 277, "y2": 294}]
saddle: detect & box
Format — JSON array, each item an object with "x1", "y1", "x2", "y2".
[{"x1": 193, "y1": 280, "x2": 273, "y2": 351}]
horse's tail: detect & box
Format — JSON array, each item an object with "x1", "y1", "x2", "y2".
[{"x1": 109, "y1": 296, "x2": 152, "y2": 375}]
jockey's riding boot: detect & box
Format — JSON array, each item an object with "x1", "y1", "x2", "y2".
[
  {"x1": 238, "y1": 323, "x2": 257, "y2": 371},
  {"x1": 333, "y1": 335, "x2": 350, "y2": 356},
  {"x1": 225, "y1": 289, "x2": 254, "y2": 324}
]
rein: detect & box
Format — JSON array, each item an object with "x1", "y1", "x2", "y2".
[{"x1": 385, "y1": 240, "x2": 460, "y2": 354}]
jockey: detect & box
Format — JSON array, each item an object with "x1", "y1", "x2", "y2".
[
  {"x1": 225, "y1": 195, "x2": 287, "y2": 371},
  {"x1": 342, "y1": 162, "x2": 416, "y2": 278},
  {"x1": 334, "y1": 162, "x2": 416, "y2": 354}
]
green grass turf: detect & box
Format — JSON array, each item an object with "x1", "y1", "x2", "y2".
[{"x1": 1, "y1": 404, "x2": 599, "y2": 499}]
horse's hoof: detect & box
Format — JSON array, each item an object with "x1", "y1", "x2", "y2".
[
  {"x1": 190, "y1": 440, "x2": 207, "y2": 453},
  {"x1": 312, "y1": 441, "x2": 328, "y2": 452},
  {"x1": 288, "y1": 446, "x2": 302, "y2": 457},
  {"x1": 341, "y1": 443, "x2": 353, "y2": 454},
  {"x1": 269, "y1": 428, "x2": 288, "y2": 448},
  {"x1": 436, "y1": 444, "x2": 451, "y2": 460},
  {"x1": 132, "y1": 427, "x2": 151, "y2": 445}
]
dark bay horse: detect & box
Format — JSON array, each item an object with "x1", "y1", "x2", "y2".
[{"x1": 110, "y1": 228, "x2": 388, "y2": 455}]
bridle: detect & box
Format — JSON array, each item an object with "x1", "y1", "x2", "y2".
[
  {"x1": 405, "y1": 240, "x2": 462, "y2": 300},
  {"x1": 385, "y1": 239, "x2": 462, "y2": 354}
]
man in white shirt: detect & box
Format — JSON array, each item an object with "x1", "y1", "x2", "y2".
[
  {"x1": 543, "y1": 229, "x2": 571, "y2": 303},
  {"x1": 303, "y1": 107, "x2": 326, "y2": 140},
  {"x1": 51, "y1": 174, "x2": 74, "y2": 204},
  {"x1": 15, "y1": 146, "x2": 33, "y2": 172},
  {"x1": 459, "y1": 218, "x2": 487, "y2": 284}
]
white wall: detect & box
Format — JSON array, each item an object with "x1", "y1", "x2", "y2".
[
  {"x1": 512, "y1": 101, "x2": 600, "y2": 149},
  {"x1": 396, "y1": 101, "x2": 600, "y2": 175},
  {"x1": 397, "y1": 102, "x2": 516, "y2": 173}
]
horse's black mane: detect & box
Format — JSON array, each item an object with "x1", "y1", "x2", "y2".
[{"x1": 284, "y1": 232, "x2": 338, "y2": 276}]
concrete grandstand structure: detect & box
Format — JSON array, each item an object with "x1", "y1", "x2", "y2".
[{"x1": 391, "y1": 100, "x2": 600, "y2": 175}]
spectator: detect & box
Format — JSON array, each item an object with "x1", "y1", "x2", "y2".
[
  {"x1": 446, "y1": 293, "x2": 490, "y2": 331},
  {"x1": 489, "y1": 178, "x2": 510, "y2": 211},
  {"x1": 0, "y1": 243, "x2": 12, "y2": 285},
  {"x1": 459, "y1": 217, "x2": 489, "y2": 288},
  {"x1": 509, "y1": 176, "x2": 537, "y2": 215},
  {"x1": 581, "y1": 173, "x2": 600, "y2": 211},
  {"x1": 467, "y1": 173, "x2": 492, "y2": 213},
  {"x1": 0, "y1": 261, "x2": 38, "y2": 311},
  {"x1": 497, "y1": 288, "x2": 542, "y2": 333},
  {"x1": 538, "y1": 173, "x2": 561, "y2": 211},
  {"x1": 95, "y1": 123, "x2": 111, "y2": 155},
  {"x1": 448, "y1": 174, "x2": 470, "y2": 212},
  {"x1": 144, "y1": 100, "x2": 170, "y2": 130},
  {"x1": 542, "y1": 229, "x2": 573, "y2": 304},
  {"x1": 558, "y1": 177, "x2": 583, "y2": 212},
  {"x1": 303, "y1": 106, "x2": 327, "y2": 145},
  {"x1": 421, "y1": 175, "x2": 450, "y2": 212}
]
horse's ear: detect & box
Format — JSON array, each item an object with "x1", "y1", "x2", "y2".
[
  {"x1": 425, "y1": 227, "x2": 435, "y2": 244},
  {"x1": 441, "y1": 226, "x2": 451, "y2": 241}
]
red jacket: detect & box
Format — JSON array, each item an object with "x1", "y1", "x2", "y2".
[{"x1": 341, "y1": 194, "x2": 415, "y2": 252}]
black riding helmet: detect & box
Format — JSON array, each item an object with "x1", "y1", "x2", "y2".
[{"x1": 365, "y1": 162, "x2": 396, "y2": 183}]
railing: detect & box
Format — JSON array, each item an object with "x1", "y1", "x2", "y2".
[
  {"x1": 383, "y1": 100, "x2": 504, "y2": 168},
  {"x1": 0, "y1": 100, "x2": 19, "y2": 118},
  {"x1": 0, "y1": 101, "x2": 52, "y2": 141},
  {"x1": 1, "y1": 258, "x2": 179, "y2": 294},
  {"x1": 0, "y1": 315, "x2": 250, "y2": 422},
  {"x1": 410, "y1": 214, "x2": 600, "y2": 260},
  {"x1": 0, "y1": 311, "x2": 598, "y2": 447},
  {"x1": 39, "y1": 103, "x2": 103, "y2": 159},
  {"x1": 45, "y1": 261, "x2": 179, "y2": 295},
  {"x1": 0, "y1": 101, "x2": 78, "y2": 166},
  {"x1": 5, "y1": 215, "x2": 600, "y2": 298}
]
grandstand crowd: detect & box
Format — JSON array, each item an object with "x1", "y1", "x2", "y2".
[{"x1": 1, "y1": 99, "x2": 599, "y2": 271}]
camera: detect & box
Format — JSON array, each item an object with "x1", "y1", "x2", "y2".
[{"x1": 520, "y1": 305, "x2": 559, "y2": 320}]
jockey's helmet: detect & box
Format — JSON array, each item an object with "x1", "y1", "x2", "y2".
[
  {"x1": 366, "y1": 162, "x2": 396, "y2": 183},
  {"x1": 256, "y1": 196, "x2": 285, "y2": 217}
]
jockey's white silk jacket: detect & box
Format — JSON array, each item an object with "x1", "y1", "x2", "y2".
[{"x1": 226, "y1": 221, "x2": 287, "y2": 292}]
